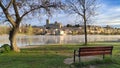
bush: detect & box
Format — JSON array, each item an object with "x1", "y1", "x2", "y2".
[{"x1": 0, "y1": 44, "x2": 11, "y2": 53}]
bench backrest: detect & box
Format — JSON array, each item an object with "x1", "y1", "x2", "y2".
[{"x1": 79, "y1": 46, "x2": 113, "y2": 56}]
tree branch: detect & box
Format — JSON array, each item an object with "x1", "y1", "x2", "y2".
[
  {"x1": 6, "y1": 0, "x2": 13, "y2": 10},
  {"x1": 13, "y1": 0, "x2": 20, "y2": 19},
  {"x1": 21, "y1": 4, "x2": 57, "y2": 19},
  {"x1": 0, "y1": 0, "x2": 16, "y2": 27},
  {"x1": 68, "y1": 0, "x2": 83, "y2": 17},
  {"x1": 0, "y1": 0, "x2": 6, "y2": 10}
]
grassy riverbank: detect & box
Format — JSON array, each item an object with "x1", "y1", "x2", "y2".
[{"x1": 0, "y1": 43, "x2": 120, "y2": 68}]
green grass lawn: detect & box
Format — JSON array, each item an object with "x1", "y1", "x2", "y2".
[{"x1": 0, "y1": 43, "x2": 120, "y2": 68}]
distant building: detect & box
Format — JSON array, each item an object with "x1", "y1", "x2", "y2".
[
  {"x1": 55, "y1": 29, "x2": 65, "y2": 35},
  {"x1": 44, "y1": 19, "x2": 62, "y2": 29}
]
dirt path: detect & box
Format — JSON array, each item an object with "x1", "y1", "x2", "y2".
[{"x1": 64, "y1": 56, "x2": 102, "y2": 65}]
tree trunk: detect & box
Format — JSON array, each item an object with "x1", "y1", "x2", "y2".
[
  {"x1": 83, "y1": 10, "x2": 87, "y2": 45},
  {"x1": 9, "y1": 27, "x2": 20, "y2": 52},
  {"x1": 84, "y1": 20, "x2": 87, "y2": 45}
]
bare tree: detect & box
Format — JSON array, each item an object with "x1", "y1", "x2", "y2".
[
  {"x1": 0, "y1": 0, "x2": 63, "y2": 52},
  {"x1": 66, "y1": 0, "x2": 97, "y2": 45}
]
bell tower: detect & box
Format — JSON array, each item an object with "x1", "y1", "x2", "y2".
[{"x1": 46, "y1": 19, "x2": 49, "y2": 25}]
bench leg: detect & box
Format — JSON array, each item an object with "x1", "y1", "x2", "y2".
[
  {"x1": 111, "y1": 52, "x2": 112, "y2": 57},
  {"x1": 103, "y1": 54, "x2": 105, "y2": 59},
  {"x1": 74, "y1": 50, "x2": 76, "y2": 63},
  {"x1": 79, "y1": 56, "x2": 80, "y2": 62},
  {"x1": 74, "y1": 54, "x2": 75, "y2": 63}
]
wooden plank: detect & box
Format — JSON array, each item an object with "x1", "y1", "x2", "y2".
[
  {"x1": 79, "y1": 51, "x2": 111, "y2": 56},
  {"x1": 79, "y1": 49, "x2": 112, "y2": 52},
  {"x1": 79, "y1": 46, "x2": 113, "y2": 52},
  {"x1": 79, "y1": 46, "x2": 113, "y2": 50}
]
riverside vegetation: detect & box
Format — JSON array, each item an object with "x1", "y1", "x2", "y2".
[{"x1": 0, "y1": 43, "x2": 120, "y2": 68}]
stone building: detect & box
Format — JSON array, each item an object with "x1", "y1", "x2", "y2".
[{"x1": 44, "y1": 19, "x2": 62, "y2": 29}]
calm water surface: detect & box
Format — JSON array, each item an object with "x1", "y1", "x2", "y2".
[{"x1": 0, "y1": 35, "x2": 120, "y2": 47}]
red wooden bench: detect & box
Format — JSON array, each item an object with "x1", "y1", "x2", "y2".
[{"x1": 73, "y1": 46, "x2": 113, "y2": 62}]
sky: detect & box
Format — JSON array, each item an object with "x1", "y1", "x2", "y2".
[
  {"x1": 27, "y1": 0, "x2": 120, "y2": 28},
  {"x1": 1, "y1": 0, "x2": 120, "y2": 28},
  {"x1": 94, "y1": 0, "x2": 120, "y2": 27}
]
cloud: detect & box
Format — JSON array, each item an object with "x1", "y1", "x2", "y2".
[
  {"x1": 20, "y1": 0, "x2": 120, "y2": 28},
  {"x1": 93, "y1": 3, "x2": 120, "y2": 27},
  {"x1": 50, "y1": 1, "x2": 120, "y2": 27}
]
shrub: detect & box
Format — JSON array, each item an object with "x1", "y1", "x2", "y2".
[{"x1": 1, "y1": 44, "x2": 11, "y2": 53}]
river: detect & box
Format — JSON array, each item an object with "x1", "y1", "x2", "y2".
[{"x1": 0, "y1": 35, "x2": 120, "y2": 47}]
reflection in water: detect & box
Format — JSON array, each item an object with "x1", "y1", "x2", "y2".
[{"x1": 0, "y1": 35, "x2": 120, "y2": 47}]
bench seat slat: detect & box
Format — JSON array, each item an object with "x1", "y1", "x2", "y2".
[
  {"x1": 79, "y1": 46, "x2": 113, "y2": 49},
  {"x1": 79, "y1": 46, "x2": 113, "y2": 52},
  {"x1": 79, "y1": 51, "x2": 111, "y2": 56},
  {"x1": 79, "y1": 48, "x2": 112, "y2": 52}
]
